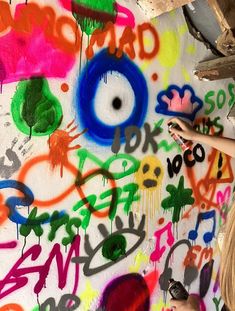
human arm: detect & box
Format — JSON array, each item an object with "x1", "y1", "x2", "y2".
[
  {"x1": 170, "y1": 295, "x2": 200, "y2": 311},
  {"x1": 168, "y1": 117, "x2": 235, "y2": 158}
]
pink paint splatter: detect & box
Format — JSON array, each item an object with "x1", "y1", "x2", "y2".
[
  {"x1": 58, "y1": 0, "x2": 72, "y2": 11},
  {"x1": 0, "y1": 28, "x2": 75, "y2": 84},
  {"x1": 115, "y1": 3, "x2": 135, "y2": 28}
]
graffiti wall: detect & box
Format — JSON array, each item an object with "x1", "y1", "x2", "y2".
[{"x1": 0, "y1": 0, "x2": 234, "y2": 310}]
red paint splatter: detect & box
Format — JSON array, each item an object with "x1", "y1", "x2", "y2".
[
  {"x1": 152, "y1": 73, "x2": 158, "y2": 81},
  {"x1": 48, "y1": 120, "x2": 87, "y2": 177},
  {"x1": 61, "y1": 83, "x2": 69, "y2": 92},
  {"x1": 99, "y1": 273, "x2": 150, "y2": 311},
  {"x1": 143, "y1": 270, "x2": 158, "y2": 294}
]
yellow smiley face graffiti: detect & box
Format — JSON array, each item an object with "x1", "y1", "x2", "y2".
[{"x1": 135, "y1": 155, "x2": 164, "y2": 191}]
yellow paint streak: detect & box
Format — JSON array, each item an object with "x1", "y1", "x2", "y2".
[
  {"x1": 129, "y1": 250, "x2": 149, "y2": 273},
  {"x1": 181, "y1": 66, "x2": 191, "y2": 82},
  {"x1": 80, "y1": 281, "x2": 99, "y2": 311},
  {"x1": 186, "y1": 44, "x2": 196, "y2": 55}
]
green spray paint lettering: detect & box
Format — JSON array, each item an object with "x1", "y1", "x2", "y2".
[
  {"x1": 20, "y1": 208, "x2": 81, "y2": 246},
  {"x1": 11, "y1": 77, "x2": 63, "y2": 137},
  {"x1": 161, "y1": 176, "x2": 194, "y2": 223},
  {"x1": 73, "y1": 183, "x2": 140, "y2": 229},
  {"x1": 20, "y1": 207, "x2": 49, "y2": 238}
]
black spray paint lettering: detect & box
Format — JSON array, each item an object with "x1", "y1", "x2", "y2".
[
  {"x1": 40, "y1": 294, "x2": 81, "y2": 311},
  {"x1": 111, "y1": 122, "x2": 161, "y2": 154},
  {"x1": 167, "y1": 144, "x2": 205, "y2": 178}
]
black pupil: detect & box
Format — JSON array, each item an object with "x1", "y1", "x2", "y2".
[{"x1": 112, "y1": 97, "x2": 122, "y2": 110}]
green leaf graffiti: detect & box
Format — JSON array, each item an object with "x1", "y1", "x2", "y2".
[
  {"x1": 161, "y1": 176, "x2": 194, "y2": 223},
  {"x1": 11, "y1": 77, "x2": 63, "y2": 137}
]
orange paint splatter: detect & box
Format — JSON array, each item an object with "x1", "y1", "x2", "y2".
[
  {"x1": 61, "y1": 83, "x2": 69, "y2": 92},
  {"x1": 0, "y1": 304, "x2": 23, "y2": 311},
  {"x1": 158, "y1": 217, "x2": 164, "y2": 225},
  {"x1": 152, "y1": 73, "x2": 158, "y2": 81},
  {"x1": 48, "y1": 120, "x2": 87, "y2": 177}
]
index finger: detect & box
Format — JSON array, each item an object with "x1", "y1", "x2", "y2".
[{"x1": 167, "y1": 117, "x2": 185, "y2": 128}]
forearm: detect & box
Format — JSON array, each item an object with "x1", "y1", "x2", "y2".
[{"x1": 194, "y1": 132, "x2": 235, "y2": 158}]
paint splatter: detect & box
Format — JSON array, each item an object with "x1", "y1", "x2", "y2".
[
  {"x1": 48, "y1": 120, "x2": 87, "y2": 177},
  {"x1": 157, "y1": 30, "x2": 180, "y2": 87},
  {"x1": 80, "y1": 281, "x2": 99, "y2": 311},
  {"x1": 98, "y1": 273, "x2": 150, "y2": 311},
  {"x1": 11, "y1": 77, "x2": 63, "y2": 137},
  {"x1": 72, "y1": 0, "x2": 117, "y2": 35},
  {"x1": 161, "y1": 176, "x2": 195, "y2": 223},
  {"x1": 102, "y1": 234, "x2": 127, "y2": 261},
  {"x1": 152, "y1": 73, "x2": 158, "y2": 81},
  {"x1": 61, "y1": 83, "x2": 69, "y2": 92}
]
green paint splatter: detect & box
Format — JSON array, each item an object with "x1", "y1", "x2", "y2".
[
  {"x1": 154, "y1": 118, "x2": 164, "y2": 133},
  {"x1": 77, "y1": 148, "x2": 140, "y2": 179},
  {"x1": 161, "y1": 176, "x2": 194, "y2": 223},
  {"x1": 158, "y1": 139, "x2": 181, "y2": 152},
  {"x1": 102, "y1": 234, "x2": 127, "y2": 261},
  {"x1": 72, "y1": 0, "x2": 116, "y2": 35},
  {"x1": 11, "y1": 77, "x2": 63, "y2": 137}
]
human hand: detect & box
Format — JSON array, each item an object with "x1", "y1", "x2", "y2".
[
  {"x1": 167, "y1": 117, "x2": 198, "y2": 141},
  {"x1": 170, "y1": 295, "x2": 200, "y2": 311}
]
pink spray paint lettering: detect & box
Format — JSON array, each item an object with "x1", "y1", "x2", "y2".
[{"x1": 0, "y1": 235, "x2": 80, "y2": 300}]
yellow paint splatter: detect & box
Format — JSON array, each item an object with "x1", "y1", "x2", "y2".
[
  {"x1": 181, "y1": 66, "x2": 191, "y2": 82},
  {"x1": 140, "y1": 37, "x2": 153, "y2": 71},
  {"x1": 178, "y1": 23, "x2": 188, "y2": 36},
  {"x1": 186, "y1": 44, "x2": 196, "y2": 55},
  {"x1": 157, "y1": 30, "x2": 181, "y2": 87},
  {"x1": 158, "y1": 30, "x2": 180, "y2": 68},
  {"x1": 129, "y1": 250, "x2": 149, "y2": 273},
  {"x1": 152, "y1": 298, "x2": 171, "y2": 311},
  {"x1": 80, "y1": 280, "x2": 99, "y2": 311}
]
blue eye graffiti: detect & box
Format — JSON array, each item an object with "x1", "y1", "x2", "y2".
[
  {"x1": 75, "y1": 49, "x2": 148, "y2": 146},
  {"x1": 71, "y1": 212, "x2": 146, "y2": 276}
]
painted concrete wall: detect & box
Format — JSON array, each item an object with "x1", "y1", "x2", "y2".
[{"x1": 0, "y1": 1, "x2": 234, "y2": 310}]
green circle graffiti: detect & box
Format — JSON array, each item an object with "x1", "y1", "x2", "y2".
[{"x1": 102, "y1": 234, "x2": 127, "y2": 261}]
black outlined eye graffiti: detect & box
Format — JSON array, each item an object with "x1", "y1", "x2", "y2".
[{"x1": 72, "y1": 212, "x2": 146, "y2": 276}]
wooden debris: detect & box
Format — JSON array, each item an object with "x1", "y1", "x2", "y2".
[
  {"x1": 136, "y1": 0, "x2": 194, "y2": 18},
  {"x1": 194, "y1": 54, "x2": 235, "y2": 81}
]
